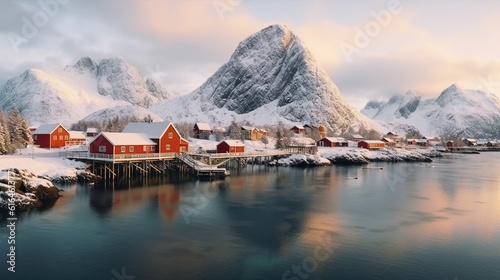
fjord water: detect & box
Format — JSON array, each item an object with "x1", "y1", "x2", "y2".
[{"x1": 1, "y1": 153, "x2": 500, "y2": 280}]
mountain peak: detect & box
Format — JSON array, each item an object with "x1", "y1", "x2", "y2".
[
  {"x1": 151, "y1": 24, "x2": 376, "y2": 133},
  {"x1": 65, "y1": 57, "x2": 98, "y2": 77}
]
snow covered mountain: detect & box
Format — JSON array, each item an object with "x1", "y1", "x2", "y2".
[
  {"x1": 151, "y1": 24, "x2": 377, "y2": 133},
  {"x1": 0, "y1": 57, "x2": 175, "y2": 125},
  {"x1": 361, "y1": 84, "x2": 500, "y2": 138}
]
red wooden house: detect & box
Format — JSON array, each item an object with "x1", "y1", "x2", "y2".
[
  {"x1": 358, "y1": 140, "x2": 385, "y2": 150},
  {"x1": 68, "y1": 131, "x2": 87, "y2": 146},
  {"x1": 290, "y1": 125, "x2": 305, "y2": 134},
  {"x1": 123, "y1": 122, "x2": 189, "y2": 153},
  {"x1": 193, "y1": 123, "x2": 213, "y2": 139},
  {"x1": 317, "y1": 137, "x2": 348, "y2": 147},
  {"x1": 217, "y1": 140, "x2": 245, "y2": 153},
  {"x1": 33, "y1": 124, "x2": 70, "y2": 148},
  {"x1": 90, "y1": 132, "x2": 157, "y2": 155}
]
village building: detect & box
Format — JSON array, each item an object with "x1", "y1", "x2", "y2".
[
  {"x1": 487, "y1": 140, "x2": 499, "y2": 147},
  {"x1": 304, "y1": 124, "x2": 327, "y2": 138},
  {"x1": 417, "y1": 139, "x2": 430, "y2": 147},
  {"x1": 290, "y1": 125, "x2": 305, "y2": 135},
  {"x1": 288, "y1": 137, "x2": 317, "y2": 154},
  {"x1": 90, "y1": 132, "x2": 157, "y2": 155},
  {"x1": 317, "y1": 137, "x2": 348, "y2": 147},
  {"x1": 463, "y1": 138, "x2": 477, "y2": 146},
  {"x1": 352, "y1": 134, "x2": 364, "y2": 142},
  {"x1": 217, "y1": 140, "x2": 245, "y2": 153},
  {"x1": 193, "y1": 123, "x2": 213, "y2": 139},
  {"x1": 241, "y1": 126, "x2": 260, "y2": 140},
  {"x1": 123, "y1": 122, "x2": 189, "y2": 153},
  {"x1": 381, "y1": 137, "x2": 396, "y2": 147},
  {"x1": 358, "y1": 140, "x2": 385, "y2": 150},
  {"x1": 86, "y1": 127, "x2": 98, "y2": 137},
  {"x1": 446, "y1": 140, "x2": 456, "y2": 148},
  {"x1": 407, "y1": 139, "x2": 418, "y2": 145},
  {"x1": 68, "y1": 131, "x2": 87, "y2": 146},
  {"x1": 33, "y1": 123, "x2": 70, "y2": 149}
]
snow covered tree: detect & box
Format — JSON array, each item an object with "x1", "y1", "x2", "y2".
[
  {"x1": 228, "y1": 121, "x2": 241, "y2": 140},
  {"x1": 7, "y1": 109, "x2": 31, "y2": 149},
  {"x1": 275, "y1": 122, "x2": 286, "y2": 149},
  {"x1": 261, "y1": 136, "x2": 269, "y2": 148}
]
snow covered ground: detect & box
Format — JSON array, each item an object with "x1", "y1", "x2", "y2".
[{"x1": 0, "y1": 146, "x2": 88, "y2": 181}]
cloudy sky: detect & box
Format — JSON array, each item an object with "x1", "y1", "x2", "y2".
[{"x1": 1, "y1": 0, "x2": 500, "y2": 109}]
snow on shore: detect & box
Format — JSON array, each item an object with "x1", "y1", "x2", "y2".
[{"x1": 0, "y1": 146, "x2": 88, "y2": 181}]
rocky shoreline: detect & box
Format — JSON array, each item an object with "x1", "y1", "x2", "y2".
[
  {"x1": 269, "y1": 148, "x2": 442, "y2": 166},
  {"x1": 0, "y1": 168, "x2": 97, "y2": 212}
]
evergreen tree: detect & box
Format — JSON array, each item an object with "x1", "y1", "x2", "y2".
[
  {"x1": 275, "y1": 122, "x2": 285, "y2": 149},
  {"x1": 228, "y1": 121, "x2": 241, "y2": 140}
]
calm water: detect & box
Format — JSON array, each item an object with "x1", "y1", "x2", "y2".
[{"x1": 1, "y1": 153, "x2": 500, "y2": 280}]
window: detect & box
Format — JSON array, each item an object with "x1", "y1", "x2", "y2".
[
  {"x1": 166, "y1": 144, "x2": 170, "y2": 151},
  {"x1": 58, "y1": 128, "x2": 62, "y2": 133},
  {"x1": 65, "y1": 135, "x2": 68, "y2": 140},
  {"x1": 34, "y1": 135, "x2": 37, "y2": 140},
  {"x1": 168, "y1": 132, "x2": 173, "y2": 139},
  {"x1": 129, "y1": 146, "x2": 134, "y2": 152},
  {"x1": 99, "y1": 146, "x2": 106, "y2": 152},
  {"x1": 151, "y1": 146, "x2": 155, "y2": 152},
  {"x1": 59, "y1": 135, "x2": 63, "y2": 140},
  {"x1": 143, "y1": 145, "x2": 147, "y2": 152},
  {"x1": 181, "y1": 147, "x2": 186, "y2": 152},
  {"x1": 121, "y1": 146, "x2": 126, "y2": 153},
  {"x1": 53, "y1": 135, "x2": 57, "y2": 140}
]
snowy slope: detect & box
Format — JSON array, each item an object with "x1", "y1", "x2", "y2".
[
  {"x1": 151, "y1": 24, "x2": 379, "y2": 134},
  {"x1": 0, "y1": 57, "x2": 174, "y2": 126},
  {"x1": 362, "y1": 84, "x2": 500, "y2": 138},
  {"x1": 82, "y1": 105, "x2": 163, "y2": 123}
]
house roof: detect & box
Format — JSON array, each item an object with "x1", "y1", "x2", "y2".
[
  {"x1": 417, "y1": 139, "x2": 429, "y2": 143},
  {"x1": 360, "y1": 140, "x2": 385, "y2": 144},
  {"x1": 98, "y1": 132, "x2": 156, "y2": 146},
  {"x1": 195, "y1": 122, "x2": 212, "y2": 131},
  {"x1": 34, "y1": 124, "x2": 65, "y2": 134},
  {"x1": 352, "y1": 134, "x2": 364, "y2": 139},
  {"x1": 291, "y1": 125, "x2": 304, "y2": 130},
  {"x1": 407, "y1": 138, "x2": 418, "y2": 142},
  {"x1": 304, "y1": 124, "x2": 319, "y2": 129},
  {"x1": 69, "y1": 131, "x2": 86, "y2": 139},
  {"x1": 241, "y1": 126, "x2": 256, "y2": 131},
  {"x1": 290, "y1": 137, "x2": 316, "y2": 146},
  {"x1": 322, "y1": 137, "x2": 347, "y2": 143},
  {"x1": 219, "y1": 140, "x2": 245, "y2": 147},
  {"x1": 86, "y1": 127, "x2": 98, "y2": 133},
  {"x1": 464, "y1": 138, "x2": 477, "y2": 142},
  {"x1": 381, "y1": 137, "x2": 396, "y2": 143},
  {"x1": 122, "y1": 122, "x2": 170, "y2": 139}
]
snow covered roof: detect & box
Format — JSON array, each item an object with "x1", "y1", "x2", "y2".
[
  {"x1": 69, "y1": 131, "x2": 86, "y2": 139},
  {"x1": 241, "y1": 126, "x2": 256, "y2": 131},
  {"x1": 122, "y1": 122, "x2": 170, "y2": 139},
  {"x1": 417, "y1": 139, "x2": 429, "y2": 143},
  {"x1": 259, "y1": 129, "x2": 267, "y2": 132},
  {"x1": 477, "y1": 139, "x2": 489, "y2": 145},
  {"x1": 291, "y1": 125, "x2": 305, "y2": 130},
  {"x1": 381, "y1": 137, "x2": 396, "y2": 143},
  {"x1": 195, "y1": 123, "x2": 212, "y2": 131},
  {"x1": 360, "y1": 140, "x2": 385, "y2": 144},
  {"x1": 352, "y1": 134, "x2": 364, "y2": 139},
  {"x1": 98, "y1": 132, "x2": 156, "y2": 146},
  {"x1": 291, "y1": 137, "x2": 316, "y2": 146},
  {"x1": 34, "y1": 124, "x2": 65, "y2": 134},
  {"x1": 322, "y1": 137, "x2": 347, "y2": 142},
  {"x1": 304, "y1": 124, "x2": 319, "y2": 129},
  {"x1": 407, "y1": 139, "x2": 418, "y2": 142},
  {"x1": 86, "y1": 127, "x2": 98, "y2": 133},
  {"x1": 220, "y1": 140, "x2": 245, "y2": 147}
]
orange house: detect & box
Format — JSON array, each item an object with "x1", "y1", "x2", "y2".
[
  {"x1": 358, "y1": 140, "x2": 385, "y2": 150},
  {"x1": 33, "y1": 123, "x2": 70, "y2": 148},
  {"x1": 123, "y1": 122, "x2": 189, "y2": 153}
]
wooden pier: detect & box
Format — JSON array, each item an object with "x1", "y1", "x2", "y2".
[{"x1": 60, "y1": 149, "x2": 295, "y2": 181}]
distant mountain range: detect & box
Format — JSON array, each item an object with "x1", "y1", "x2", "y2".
[
  {"x1": 361, "y1": 84, "x2": 500, "y2": 138},
  {"x1": 2, "y1": 24, "x2": 497, "y2": 139},
  {"x1": 0, "y1": 57, "x2": 175, "y2": 125}
]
